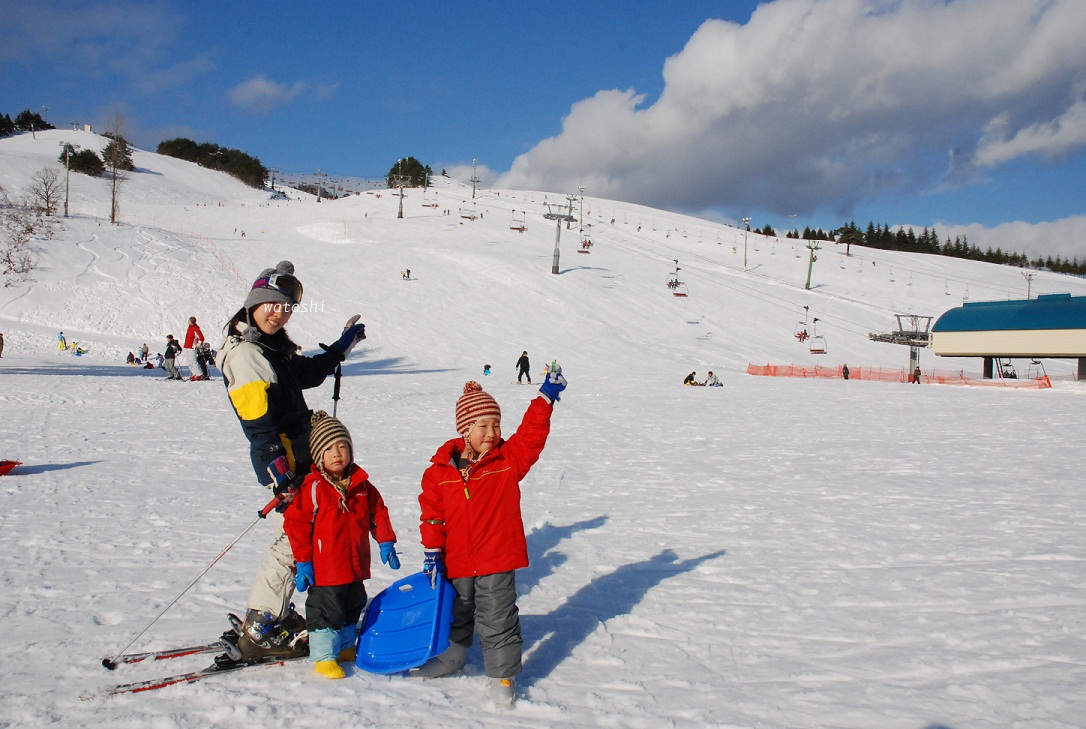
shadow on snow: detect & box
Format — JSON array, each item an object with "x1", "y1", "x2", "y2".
[{"x1": 520, "y1": 544, "x2": 726, "y2": 686}]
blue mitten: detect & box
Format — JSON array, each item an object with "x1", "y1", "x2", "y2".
[
  {"x1": 422, "y1": 549, "x2": 443, "y2": 587},
  {"x1": 330, "y1": 314, "x2": 366, "y2": 358},
  {"x1": 538, "y1": 362, "x2": 568, "y2": 402},
  {"x1": 379, "y1": 542, "x2": 400, "y2": 570},
  {"x1": 295, "y1": 561, "x2": 315, "y2": 592}
]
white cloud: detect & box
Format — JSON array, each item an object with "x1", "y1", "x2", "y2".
[
  {"x1": 498, "y1": 0, "x2": 1086, "y2": 219},
  {"x1": 939, "y1": 216, "x2": 1086, "y2": 264},
  {"x1": 227, "y1": 75, "x2": 306, "y2": 115},
  {"x1": 975, "y1": 99, "x2": 1086, "y2": 167}
]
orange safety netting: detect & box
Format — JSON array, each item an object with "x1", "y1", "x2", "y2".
[{"x1": 745, "y1": 363, "x2": 1051, "y2": 389}]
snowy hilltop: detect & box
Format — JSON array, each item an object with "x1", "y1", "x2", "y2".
[{"x1": 1, "y1": 130, "x2": 1084, "y2": 728}]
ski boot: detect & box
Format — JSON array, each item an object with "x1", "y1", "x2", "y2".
[{"x1": 232, "y1": 609, "x2": 309, "y2": 664}]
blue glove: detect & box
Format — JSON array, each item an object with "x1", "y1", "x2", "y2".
[
  {"x1": 422, "y1": 549, "x2": 443, "y2": 587},
  {"x1": 379, "y1": 542, "x2": 400, "y2": 570},
  {"x1": 538, "y1": 362, "x2": 568, "y2": 402},
  {"x1": 295, "y1": 561, "x2": 315, "y2": 593},
  {"x1": 330, "y1": 314, "x2": 366, "y2": 358},
  {"x1": 267, "y1": 455, "x2": 301, "y2": 511}
]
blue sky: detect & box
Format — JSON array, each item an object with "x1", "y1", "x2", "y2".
[{"x1": 4, "y1": 0, "x2": 1086, "y2": 260}]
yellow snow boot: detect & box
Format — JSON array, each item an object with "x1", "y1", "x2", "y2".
[{"x1": 315, "y1": 660, "x2": 345, "y2": 679}]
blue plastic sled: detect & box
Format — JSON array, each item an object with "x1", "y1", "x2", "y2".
[{"x1": 355, "y1": 570, "x2": 454, "y2": 674}]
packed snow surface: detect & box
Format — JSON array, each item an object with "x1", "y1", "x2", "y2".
[{"x1": 1, "y1": 131, "x2": 1084, "y2": 728}]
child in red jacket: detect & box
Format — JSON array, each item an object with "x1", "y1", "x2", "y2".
[
  {"x1": 283, "y1": 410, "x2": 400, "y2": 679},
  {"x1": 412, "y1": 366, "x2": 567, "y2": 707}
]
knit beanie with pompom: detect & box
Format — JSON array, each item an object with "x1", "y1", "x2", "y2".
[
  {"x1": 455, "y1": 381, "x2": 501, "y2": 436},
  {"x1": 243, "y1": 260, "x2": 302, "y2": 311}
]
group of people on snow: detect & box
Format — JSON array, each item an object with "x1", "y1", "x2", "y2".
[
  {"x1": 126, "y1": 316, "x2": 215, "y2": 380},
  {"x1": 210, "y1": 260, "x2": 567, "y2": 707},
  {"x1": 683, "y1": 370, "x2": 722, "y2": 386}
]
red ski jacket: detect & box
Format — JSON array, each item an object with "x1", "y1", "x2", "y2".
[
  {"x1": 284, "y1": 464, "x2": 397, "y2": 586},
  {"x1": 184, "y1": 323, "x2": 205, "y2": 349},
  {"x1": 419, "y1": 396, "x2": 552, "y2": 579}
]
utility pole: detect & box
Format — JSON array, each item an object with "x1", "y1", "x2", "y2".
[
  {"x1": 564, "y1": 193, "x2": 578, "y2": 229},
  {"x1": 741, "y1": 217, "x2": 751, "y2": 271},
  {"x1": 578, "y1": 186, "x2": 585, "y2": 234},
  {"x1": 1022, "y1": 271, "x2": 1035, "y2": 299},
  {"x1": 805, "y1": 239, "x2": 821, "y2": 290},
  {"x1": 314, "y1": 170, "x2": 323, "y2": 202},
  {"x1": 543, "y1": 199, "x2": 576, "y2": 274},
  {"x1": 470, "y1": 158, "x2": 480, "y2": 199},
  {"x1": 60, "y1": 141, "x2": 76, "y2": 218},
  {"x1": 395, "y1": 158, "x2": 410, "y2": 219}
]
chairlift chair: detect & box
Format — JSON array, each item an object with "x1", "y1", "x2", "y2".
[
  {"x1": 667, "y1": 260, "x2": 688, "y2": 296},
  {"x1": 809, "y1": 318, "x2": 827, "y2": 354},
  {"x1": 509, "y1": 210, "x2": 527, "y2": 232},
  {"x1": 578, "y1": 232, "x2": 593, "y2": 253},
  {"x1": 794, "y1": 306, "x2": 811, "y2": 341}
]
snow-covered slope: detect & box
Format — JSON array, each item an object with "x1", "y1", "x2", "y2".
[
  {"x1": 1, "y1": 131, "x2": 1084, "y2": 729},
  {"x1": 4, "y1": 129, "x2": 1085, "y2": 377}
]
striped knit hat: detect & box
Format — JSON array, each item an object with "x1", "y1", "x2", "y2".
[
  {"x1": 455, "y1": 381, "x2": 501, "y2": 435},
  {"x1": 309, "y1": 410, "x2": 353, "y2": 463}
]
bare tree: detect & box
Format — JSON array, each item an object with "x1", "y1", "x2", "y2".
[
  {"x1": 103, "y1": 113, "x2": 132, "y2": 224},
  {"x1": 0, "y1": 185, "x2": 40, "y2": 281},
  {"x1": 29, "y1": 167, "x2": 62, "y2": 216}
]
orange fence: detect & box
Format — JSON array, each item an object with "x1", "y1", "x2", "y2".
[{"x1": 746, "y1": 363, "x2": 1052, "y2": 389}]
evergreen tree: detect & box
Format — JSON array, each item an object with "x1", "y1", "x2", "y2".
[{"x1": 385, "y1": 157, "x2": 429, "y2": 188}]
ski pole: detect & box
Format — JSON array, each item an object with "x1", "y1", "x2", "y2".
[
  {"x1": 331, "y1": 363, "x2": 342, "y2": 417},
  {"x1": 102, "y1": 495, "x2": 283, "y2": 670}
]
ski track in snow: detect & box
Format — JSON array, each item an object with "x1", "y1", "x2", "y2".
[{"x1": 0, "y1": 130, "x2": 1085, "y2": 728}]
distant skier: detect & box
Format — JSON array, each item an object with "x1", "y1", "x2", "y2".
[
  {"x1": 703, "y1": 371, "x2": 721, "y2": 387},
  {"x1": 483, "y1": 363, "x2": 491, "y2": 376},
  {"x1": 516, "y1": 351, "x2": 531, "y2": 384},
  {"x1": 163, "y1": 334, "x2": 183, "y2": 380},
  {"x1": 183, "y1": 316, "x2": 206, "y2": 380},
  {"x1": 842, "y1": 364, "x2": 850, "y2": 380}
]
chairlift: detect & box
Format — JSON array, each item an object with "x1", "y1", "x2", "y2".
[
  {"x1": 809, "y1": 318, "x2": 827, "y2": 355},
  {"x1": 578, "y1": 232, "x2": 594, "y2": 253},
  {"x1": 667, "y1": 260, "x2": 688, "y2": 297},
  {"x1": 997, "y1": 358, "x2": 1017, "y2": 379},
  {"x1": 1026, "y1": 359, "x2": 1047, "y2": 379},
  {"x1": 794, "y1": 306, "x2": 811, "y2": 342},
  {"x1": 509, "y1": 210, "x2": 527, "y2": 232},
  {"x1": 422, "y1": 196, "x2": 439, "y2": 209}
]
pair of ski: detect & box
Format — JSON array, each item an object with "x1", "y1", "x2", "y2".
[{"x1": 89, "y1": 642, "x2": 304, "y2": 698}]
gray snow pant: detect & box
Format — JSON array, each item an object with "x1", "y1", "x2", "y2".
[
  {"x1": 163, "y1": 357, "x2": 180, "y2": 379},
  {"x1": 448, "y1": 571, "x2": 522, "y2": 678}
]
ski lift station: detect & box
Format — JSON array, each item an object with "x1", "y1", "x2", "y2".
[{"x1": 930, "y1": 293, "x2": 1086, "y2": 379}]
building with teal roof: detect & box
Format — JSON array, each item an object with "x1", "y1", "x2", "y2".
[{"x1": 931, "y1": 293, "x2": 1086, "y2": 379}]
